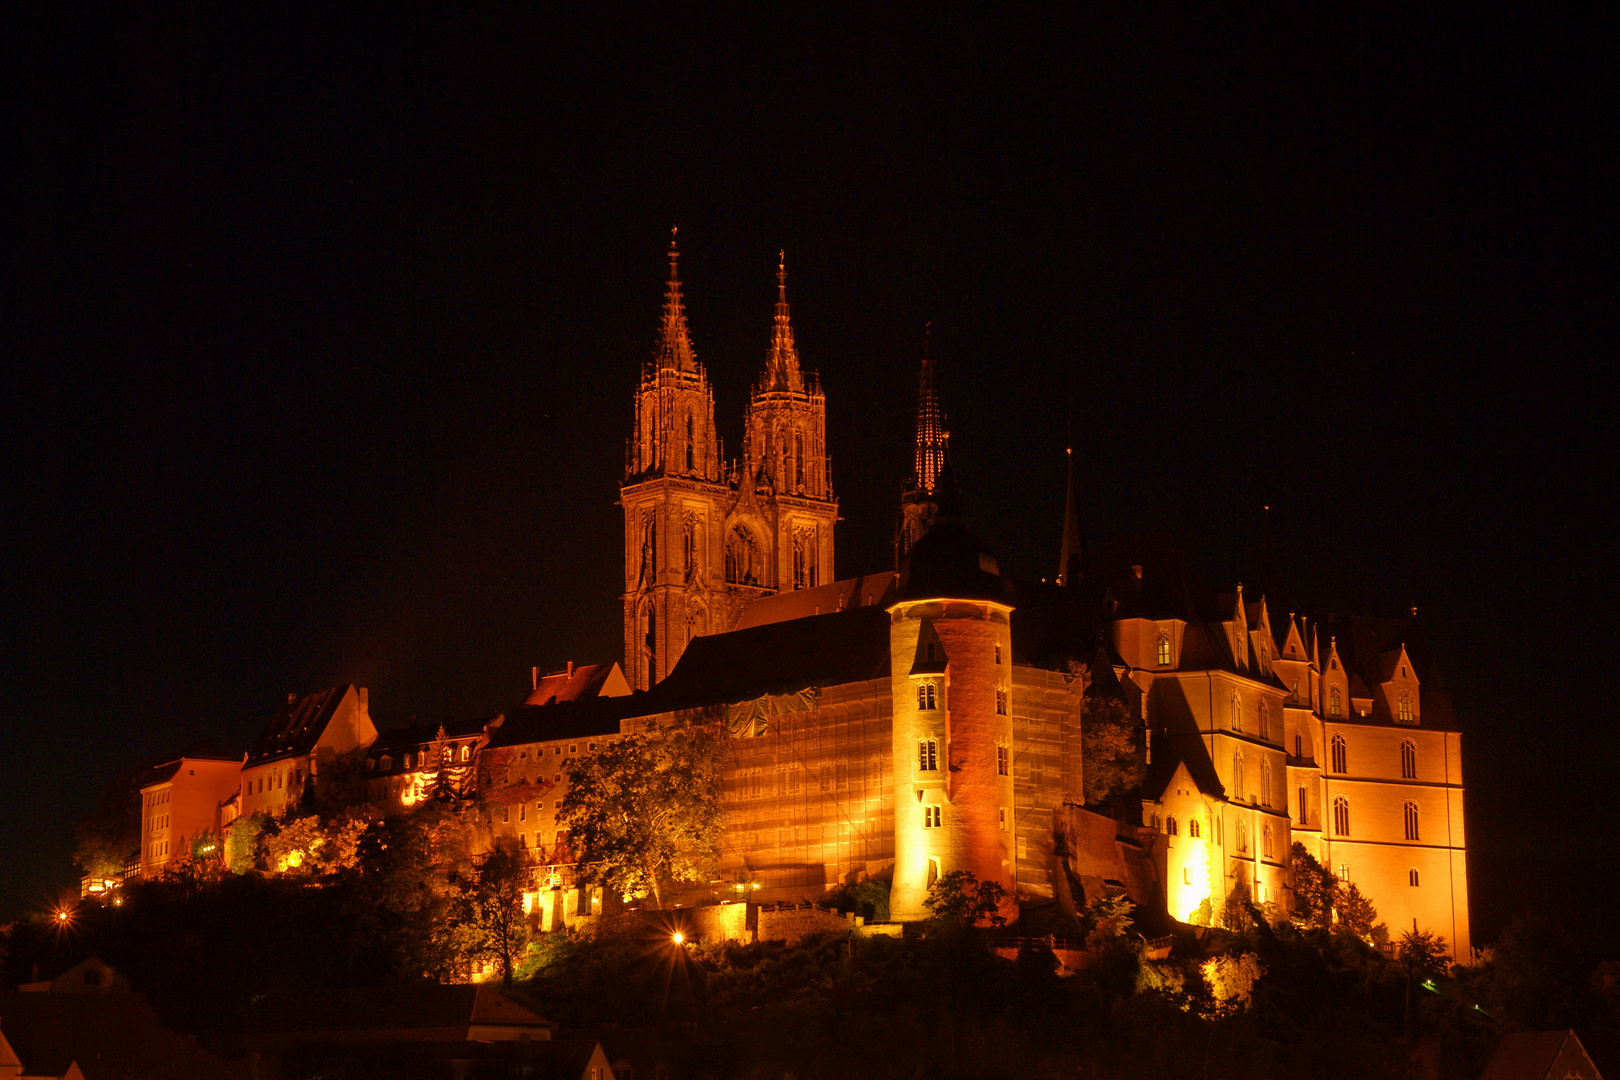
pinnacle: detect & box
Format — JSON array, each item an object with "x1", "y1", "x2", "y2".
[
  {"x1": 654, "y1": 230, "x2": 698, "y2": 373},
  {"x1": 763, "y1": 250, "x2": 803, "y2": 392}
]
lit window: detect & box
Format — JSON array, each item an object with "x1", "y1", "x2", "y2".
[
  {"x1": 1337, "y1": 863, "x2": 1349, "y2": 883},
  {"x1": 1401, "y1": 740, "x2": 1417, "y2": 779},
  {"x1": 1166, "y1": 816, "x2": 1178, "y2": 836},
  {"x1": 380, "y1": 756, "x2": 392, "y2": 771},
  {"x1": 997, "y1": 745, "x2": 1009, "y2": 776},
  {"x1": 1409, "y1": 869, "x2": 1420, "y2": 887},
  {"x1": 995, "y1": 689, "x2": 1008, "y2": 716},
  {"x1": 405, "y1": 753, "x2": 413, "y2": 770},
  {"x1": 1333, "y1": 796, "x2": 1350, "y2": 836},
  {"x1": 1404, "y1": 801, "x2": 1420, "y2": 841},
  {"x1": 1156, "y1": 632, "x2": 1172, "y2": 666},
  {"x1": 1398, "y1": 691, "x2": 1414, "y2": 724},
  {"x1": 1330, "y1": 735, "x2": 1347, "y2": 774},
  {"x1": 1329, "y1": 686, "x2": 1342, "y2": 718},
  {"x1": 1188, "y1": 818, "x2": 1201, "y2": 838},
  {"x1": 917, "y1": 683, "x2": 937, "y2": 710},
  {"x1": 923, "y1": 806, "x2": 941, "y2": 829},
  {"x1": 460, "y1": 745, "x2": 471, "y2": 763},
  {"x1": 918, "y1": 740, "x2": 938, "y2": 772}
]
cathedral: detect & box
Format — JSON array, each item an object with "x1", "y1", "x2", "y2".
[{"x1": 132, "y1": 237, "x2": 1471, "y2": 957}]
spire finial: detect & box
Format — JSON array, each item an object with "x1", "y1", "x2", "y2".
[
  {"x1": 1057, "y1": 434, "x2": 1085, "y2": 586},
  {"x1": 762, "y1": 249, "x2": 802, "y2": 392},
  {"x1": 654, "y1": 229, "x2": 697, "y2": 373}
]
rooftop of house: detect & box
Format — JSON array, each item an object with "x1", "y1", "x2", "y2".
[
  {"x1": 245, "y1": 685, "x2": 350, "y2": 768},
  {"x1": 524, "y1": 661, "x2": 631, "y2": 706},
  {"x1": 0, "y1": 990, "x2": 237, "y2": 1080}
]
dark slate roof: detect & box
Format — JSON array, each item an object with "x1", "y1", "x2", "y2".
[
  {"x1": 525, "y1": 663, "x2": 621, "y2": 706},
  {"x1": 898, "y1": 520, "x2": 1014, "y2": 603},
  {"x1": 486, "y1": 695, "x2": 650, "y2": 749},
  {"x1": 1479, "y1": 1030, "x2": 1582, "y2": 1080},
  {"x1": 646, "y1": 604, "x2": 892, "y2": 710},
  {"x1": 370, "y1": 716, "x2": 497, "y2": 754},
  {"x1": 246, "y1": 686, "x2": 347, "y2": 768},
  {"x1": 1312, "y1": 614, "x2": 1459, "y2": 730},
  {"x1": 0, "y1": 991, "x2": 237, "y2": 1080}
]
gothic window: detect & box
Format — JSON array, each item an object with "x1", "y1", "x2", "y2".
[
  {"x1": 794, "y1": 430, "x2": 805, "y2": 490},
  {"x1": 1261, "y1": 758, "x2": 1272, "y2": 806},
  {"x1": 1337, "y1": 862, "x2": 1350, "y2": 883},
  {"x1": 918, "y1": 683, "x2": 937, "y2": 711},
  {"x1": 1231, "y1": 694, "x2": 1242, "y2": 733},
  {"x1": 1189, "y1": 818, "x2": 1201, "y2": 838},
  {"x1": 995, "y1": 643, "x2": 1003, "y2": 665},
  {"x1": 918, "y1": 740, "x2": 938, "y2": 771},
  {"x1": 686, "y1": 415, "x2": 695, "y2": 472},
  {"x1": 1166, "y1": 816, "x2": 1178, "y2": 836},
  {"x1": 995, "y1": 689, "x2": 1008, "y2": 715},
  {"x1": 793, "y1": 534, "x2": 807, "y2": 589},
  {"x1": 1259, "y1": 700, "x2": 1270, "y2": 741},
  {"x1": 1398, "y1": 691, "x2": 1415, "y2": 724},
  {"x1": 1263, "y1": 822, "x2": 1275, "y2": 859},
  {"x1": 460, "y1": 744, "x2": 470, "y2": 763},
  {"x1": 1401, "y1": 740, "x2": 1417, "y2": 779},
  {"x1": 1404, "y1": 801, "x2": 1420, "y2": 841},
  {"x1": 1409, "y1": 869, "x2": 1420, "y2": 887},
  {"x1": 682, "y1": 519, "x2": 697, "y2": 578},
  {"x1": 1233, "y1": 751, "x2": 1244, "y2": 801},
  {"x1": 1236, "y1": 818, "x2": 1249, "y2": 853},
  {"x1": 997, "y1": 745, "x2": 1009, "y2": 775},
  {"x1": 725, "y1": 527, "x2": 756, "y2": 585},
  {"x1": 1294, "y1": 733, "x2": 1303, "y2": 758},
  {"x1": 1330, "y1": 686, "x2": 1343, "y2": 717},
  {"x1": 1157, "y1": 632, "x2": 1172, "y2": 666},
  {"x1": 1298, "y1": 786, "x2": 1308, "y2": 824},
  {"x1": 1330, "y1": 734, "x2": 1347, "y2": 774},
  {"x1": 1333, "y1": 796, "x2": 1350, "y2": 836}
]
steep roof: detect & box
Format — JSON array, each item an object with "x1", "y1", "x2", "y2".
[
  {"x1": 370, "y1": 715, "x2": 497, "y2": 754},
  {"x1": 648, "y1": 605, "x2": 892, "y2": 710},
  {"x1": 1311, "y1": 614, "x2": 1458, "y2": 730},
  {"x1": 0, "y1": 991, "x2": 237, "y2": 1080},
  {"x1": 524, "y1": 662, "x2": 629, "y2": 706},
  {"x1": 735, "y1": 572, "x2": 898, "y2": 629},
  {"x1": 898, "y1": 520, "x2": 1012, "y2": 604},
  {"x1": 1480, "y1": 1030, "x2": 1596, "y2": 1080},
  {"x1": 246, "y1": 686, "x2": 348, "y2": 768}
]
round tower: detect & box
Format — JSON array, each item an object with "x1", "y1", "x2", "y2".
[{"x1": 888, "y1": 517, "x2": 1017, "y2": 923}]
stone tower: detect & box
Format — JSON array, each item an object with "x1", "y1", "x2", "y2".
[
  {"x1": 895, "y1": 329, "x2": 945, "y2": 567},
  {"x1": 888, "y1": 500, "x2": 1017, "y2": 923},
  {"x1": 620, "y1": 234, "x2": 731, "y2": 690},
  {"x1": 622, "y1": 242, "x2": 837, "y2": 689},
  {"x1": 731, "y1": 252, "x2": 837, "y2": 598}
]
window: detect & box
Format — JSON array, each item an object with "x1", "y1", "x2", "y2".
[
  {"x1": 999, "y1": 807, "x2": 1008, "y2": 831},
  {"x1": 1183, "y1": 867, "x2": 1192, "y2": 885},
  {"x1": 1259, "y1": 701, "x2": 1270, "y2": 741},
  {"x1": 995, "y1": 689, "x2": 1008, "y2": 715},
  {"x1": 918, "y1": 740, "x2": 938, "y2": 772},
  {"x1": 589, "y1": 742, "x2": 598, "y2": 752},
  {"x1": 995, "y1": 644, "x2": 1003, "y2": 665},
  {"x1": 682, "y1": 520, "x2": 696, "y2": 577},
  {"x1": 1401, "y1": 740, "x2": 1417, "y2": 779},
  {"x1": 501, "y1": 804, "x2": 510, "y2": 823},
  {"x1": 380, "y1": 755, "x2": 392, "y2": 771},
  {"x1": 1329, "y1": 686, "x2": 1343, "y2": 717},
  {"x1": 725, "y1": 527, "x2": 756, "y2": 585},
  {"x1": 1166, "y1": 816, "x2": 1178, "y2": 836},
  {"x1": 1263, "y1": 822, "x2": 1274, "y2": 858},
  {"x1": 1330, "y1": 735, "x2": 1347, "y2": 774},
  {"x1": 520, "y1": 803, "x2": 527, "y2": 821},
  {"x1": 794, "y1": 431, "x2": 805, "y2": 489},
  {"x1": 997, "y1": 745, "x2": 1009, "y2": 775},
  {"x1": 1188, "y1": 818, "x2": 1201, "y2": 838},
  {"x1": 1337, "y1": 863, "x2": 1349, "y2": 883},
  {"x1": 917, "y1": 683, "x2": 937, "y2": 710},
  {"x1": 569, "y1": 745, "x2": 577, "y2": 754},
  {"x1": 1232, "y1": 752, "x2": 1244, "y2": 801},
  {"x1": 1404, "y1": 801, "x2": 1420, "y2": 841},
  {"x1": 686, "y1": 415, "x2": 695, "y2": 472},
  {"x1": 1294, "y1": 733, "x2": 1303, "y2": 758},
  {"x1": 1236, "y1": 819, "x2": 1249, "y2": 853},
  {"x1": 1333, "y1": 796, "x2": 1350, "y2": 836},
  {"x1": 923, "y1": 806, "x2": 941, "y2": 829},
  {"x1": 460, "y1": 744, "x2": 471, "y2": 763},
  {"x1": 1409, "y1": 869, "x2": 1420, "y2": 887},
  {"x1": 366, "y1": 758, "x2": 375, "y2": 772},
  {"x1": 1156, "y1": 632, "x2": 1172, "y2": 666},
  {"x1": 793, "y1": 534, "x2": 808, "y2": 589},
  {"x1": 1260, "y1": 758, "x2": 1272, "y2": 806},
  {"x1": 1231, "y1": 694, "x2": 1242, "y2": 732},
  {"x1": 1298, "y1": 786, "x2": 1308, "y2": 824},
  {"x1": 1398, "y1": 691, "x2": 1414, "y2": 724}
]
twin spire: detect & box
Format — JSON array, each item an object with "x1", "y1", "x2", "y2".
[
  {"x1": 653, "y1": 231, "x2": 805, "y2": 393},
  {"x1": 912, "y1": 326, "x2": 945, "y2": 496}
]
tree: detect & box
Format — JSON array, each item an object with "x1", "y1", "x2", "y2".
[
  {"x1": 73, "y1": 769, "x2": 142, "y2": 879},
  {"x1": 1201, "y1": 952, "x2": 1266, "y2": 1015},
  {"x1": 1068, "y1": 661, "x2": 1145, "y2": 804},
  {"x1": 555, "y1": 725, "x2": 724, "y2": 908},
  {"x1": 1397, "y1": 927, "x2": 1450, "y2": 981},
  {"x1": 923, "y1": 869, "x2": 1007, "y2": 928},
  {"x1": 458, "y1": 841, "x2": 532, "y2": 989},
  {"x1": 225, "y1": 811, "x2": 269, "y2": 873},
  {"x1": 1083, "y1": 894, "x2": 1135, "y2": 948},
  {"x1": 1290, "y1": 842, "x2": 1338, "y2": 930},
  {"x1": 1334, "y1": 883, "x2": 1379, "y2": 941}
]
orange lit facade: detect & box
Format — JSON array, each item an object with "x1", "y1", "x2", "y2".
[{"x1": 138, "y1": 753, "x2": 242, "y2": 878}]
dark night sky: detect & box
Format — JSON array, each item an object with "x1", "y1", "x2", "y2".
[{"x1": 7, "y1": 7, "x2": 1613, "y2": 939}]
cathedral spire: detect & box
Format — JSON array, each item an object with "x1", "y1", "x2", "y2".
[
  {"x1": 1057, "y1": 441, "x2": 1085, "y2": 586},
  {"x1": 654, "y1": 228, "x2": 698, "y2": 373},
  {"x1": 763, "y1": 250, "x2": 803, "y2": 392},
  {"x1": 912, "y1": 325, "x2": 945, "y2": 496}
]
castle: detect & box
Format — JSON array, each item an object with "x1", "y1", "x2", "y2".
[{"x1": 122, "y1": 237, "x2": 1470, "y2": 956}]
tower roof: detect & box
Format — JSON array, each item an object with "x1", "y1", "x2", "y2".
[
  {"x1": 761, "y1": 250, "x2": 803, "y2": 392},
  {"x1": 653, "y1": 229, "x2": 698, "y2": 373},
  {"x1": 898, "y1": 518, "x2": 1011, "y2": 604},
  {"x1": 1057, "y1": 444, "x2": 1085, "y2": 586},
  {"x1": 909, "y1": 327, "x2": 945, "y2": 496}
]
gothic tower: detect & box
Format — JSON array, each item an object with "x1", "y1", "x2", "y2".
[
  {"x1": 621, "y1": 234, "x2": 731, "y2": 690},
  {"x1": 896, "y1": 328, "x2": 945, "y2": 566},
  {"x1": 888, "y1": 496, "x2": 1017, "y2": 923},
  {"x1": 731, "y1": 252, "x2": 837, "y2": 599}
]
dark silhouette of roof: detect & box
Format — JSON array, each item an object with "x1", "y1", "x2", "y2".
[
  {"x1": 486, "y1": 695, "x2": 646, "y2": 748},
  {"x1": 898, "y1": 520, "x2": 1012, "y2": 603},
  {"x1": 243, "y1": 984, "x2": 554, "y2": 1041},
  {"x1": 0, "y1": 990, "x2": 238, "y2": 1079},
  {"x1": 1480, "y1": 1030, "x2": 1599, "y2": 1080},
  {"x1": 524, "y1": 663, "x2": 624, "y2": 706},
  {"x1": 1316, "y1": 614, "x2": 1458, "y2": 731},
  {"x1": 246, "y1": 686, "x2": 348, "y2": 768},
  {"x1": 371, "y1": 716, "x2": 497, "y2": 753}
]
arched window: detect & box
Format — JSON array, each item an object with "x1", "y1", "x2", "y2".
[
  {"x1": 1231, "y1": 694, "x2": 1242, "y2": 733},
  {"x1": 1166, "y1": 816, "x2": 1178, "y2": 836},
  {"x1": 1401, "y1": 740, "x2": 1417, "y2": 779},
  {"x1": 380, "y1": 755, "x2": 392, "y2": 772},
  {"x1": 1404, "y1": 801, "x2": 1420, "y2": 841},
  {"x1": 1259, "y1": 700, "x2": 1270, "y2": 741},
  {"x1": 1188, "y1": 818, "x2": 1201, "y2": 838},
  {"x1": 725, "y1": 527, "x2": 755, "y2": 585},
  {"x1": 1260, "y1": 758, "x2": 1272, "y2": 806},
  {"x1": 641, "y1": 514, "x2": 657, "y2": 581},
  {"x1": 1409, "y1": 869, "x2": 1420, "y2": 887},
  {"x1": 685, "y1": 414, "x2": 695, "y2": 472},
  {"x1": 1398, "y1": 691, "x2": 1414, "y2": 723},
  {"x1": 459, "y1": 744, "x2": 471, "y2": 763},
  {"x1": 1330, "y1": 734, "x2": 1347, "y2": 774},
  {"x1": 1232, "y1": 751, "x2": 1245, "y2": 801},
  {"x1": 917, "y1": 682, "x2": 938, "y2": 711},
  {"x1": 1294, "y1": 733, "x2": 1303, "y2": 758},
  {"x1": 644, "y1": 604, "x2": 657, "y2": 655},
  {"x1": 1263, "y1": 822, "x2": 1274, "y2": 858},
  {"x1": 682, "y1": 520, "x2": 696, "y2": 577},
  {"x1": 1337, "y1": 862, "x2": 1350, "y2": 884},
  {"x1": 1156, "y1": 632, "x2": 1172, "y2": 666},
  {"x1": 1298, "y1": 786, "x2": 1308, "y2": 824},
  {"x1": 1236, "y1": 818, "x2": 1249, "y2": 852},
  {"x1": 792, "y1": 534, "x2": 807, "y2": 589},
  {"x1": 1329, "y1": 686, "x2": 1343, "y2": 718},
  {"x1": 918, "y1": 740, "x2": 938, "y2": 771},
  {"x1": 995, "y1": 689, "x2": 1008, "y2": 715},
  {"x1": 1333, "y1": 796, "x2": 1350, "y2": 836},
  {"x1": 794, "y1": 430, "x2": 805, "y2": 490}
]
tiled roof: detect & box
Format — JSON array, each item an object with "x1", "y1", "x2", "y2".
[
  {"x1": 525, "y1": 663, "x2": 622, "y2": 706},
  {"x1": 245, "y1": 686, "x2": 346, "y2": 768}
]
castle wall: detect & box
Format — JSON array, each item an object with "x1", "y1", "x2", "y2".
[{"x1": 1010, "y1": 665, "x2": 1083, "y2": 900}]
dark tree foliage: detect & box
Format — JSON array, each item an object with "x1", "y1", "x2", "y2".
[
  {"x1": 1290, "y1": 842, "x2": 1338, "y2": 930},
  {"x1": 72, "y1": 768, "x2": 142, "y2": 879}
]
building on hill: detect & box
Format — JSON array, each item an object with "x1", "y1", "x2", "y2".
[
  {"x1": 238, "y1": 684, "x2": 377, "y2": 821},
  {"x1": 364, "y1": 715, "x2": 502, "y2": 807},
  {"x1": 136, "y1": 748, "x2": 241, "y2": 879}
]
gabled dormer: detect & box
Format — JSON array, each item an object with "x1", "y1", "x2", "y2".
[
  {"x1": 1228, "y1": 584, "x2": 1249, "y2": 671},
  {"x1": 1272, "y1": 613, "x2": 1313, "y2": 706},
  {"x1": 908, "y1": 617, "x2": 949, "y2": 678},
  {"x1": 1376, "y1": 644, "x2": 1421, "y2": 725},
  {"x1": 1251, "y1": 595, "x2": 1275, "y2": 677}
]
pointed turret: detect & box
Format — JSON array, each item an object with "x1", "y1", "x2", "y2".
[
  {"x1": 654, "y1": 229, "x2": 698, "y2": 373},
  {"x1": 763, "y1": 251, "x2": 803, "y2": 392},
  {"x1": 1057, "y1": 444, "x2": 1085, "y2": 586}
]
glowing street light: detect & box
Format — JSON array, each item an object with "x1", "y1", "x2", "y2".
[{"x1": 671, "y1": 931, "x2": 685, "y2": 946}]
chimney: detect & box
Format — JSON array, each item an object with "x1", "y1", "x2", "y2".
[
  {"x1": 567, "y1": 661, "x2": 574, "y2": 678},
  {"x1": 532, "y1": 667, "x2": 539, "y2": 692}
]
